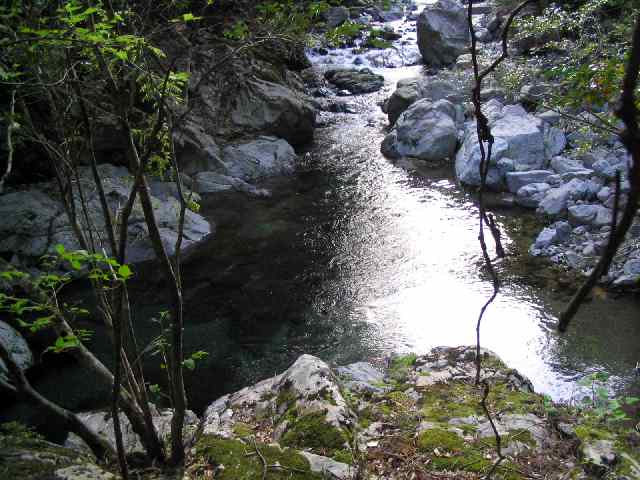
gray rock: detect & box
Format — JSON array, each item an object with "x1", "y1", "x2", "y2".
[
  {"x1": 538, "y1": 110, "x2": 561, "y2": 126},
  {"x1": 231, "y1": 79, "x2": 315, "y2": 146},
  {"x1": 520, "y1": 83, "x2": 552, "y2": 103},
  {"x1": 54, "y1": 464, "x2": 116, "y2": 480},
  {"x1": 0, "y1": 190, "x2": 63, "y2": 257},
  {"x1": 193, "y1": 172, "x2": 270, "y2": 197},
  {"x1": 505, "y1": 170, "x2": 554, "y2": 194},
  {"x1": 222, "y1": 136, "x2": 297, "y2": 181},
  {"x1": 537, "y1": 179, "x2": 588, "y2": 216},
  {"x1": 300, "y1": 452, "x2": 352, "y2": 478},
  {"x1": 325, "y1": 68, "x2": 385, "y2": 94},
  {"x1": 568, "y1": 204, "x2": 613, "y2": 227},
  {"x1": 623, "y1": 258, "x2": 640, "y2": 276},
  {"x1": 202, "y1": 355, "x2": 355, "y2": 448},
  {"x1": 336, "y1": 362, "x2": 388, "y2": 393},
  {"x1": 66, "y1": 408, "x2": 199, "y2": 456},
  {"x1": 174, "y1": 120, "x2": 223, "y2": 175},
  {"x1": 326, "y1": 6, "x2": 350, "y2": 28},
  {"x1": 516, "y1": 182, "x2": 551, "y2": 208},
  {"x1": 477, "y1": 413, "x2": 550, "y2": 448},
  {"x1": 550, "y1": 156, "x2": 586, "y2": 174},
  {"x1": 534, "y1": 223, "x2": 570, "y2": 249},
  {"x1": 0, "y1": 321, "x2": 34, "y2": 383},
  {"x1": 382, "y1": 99, "x2": 458, "y2": 161},
  {"x1": 543, "y1": 125, "x2": 567, "y2": 158},
  {"x1": 582, "y1": 440, "x2": 617, "y2": 475},
  {"x1": 417, "y1": 0, "x2": 470, "y2": 67},
  {"x1": 386, "y1": 78, "x2": 421, "y2": 125},
  {"x1": 456, "y1": 101, "x2": 552, "y2": 189}
]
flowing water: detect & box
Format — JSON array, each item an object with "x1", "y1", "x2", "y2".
[{"x1": 3, "y1": 2, "x2": 640, "y2": 432}]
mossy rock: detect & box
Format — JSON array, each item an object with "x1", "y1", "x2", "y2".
[
  {"x1": 0, "y1": 423, "x2": 93, "y2": 479},
  {"x1": 387, "y1": 354, "x2": 417, "y2": 383},
  {"x1": 280, "y1": 411, "x2": 349, "y2": 457},
  {"x1": 195, "y1": 435, "x2": 325, "y2": 480},
  {"x1": 416, "y1": 428, "x2": 464, "y2": 453}
]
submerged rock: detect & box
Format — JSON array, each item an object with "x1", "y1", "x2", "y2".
[{"x1": 324, "y1": 68, "x2": 385, "y2": 94}]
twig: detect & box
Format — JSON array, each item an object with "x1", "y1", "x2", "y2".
[{"x1": 0, "y1": 88, "x2": 16, "y2": 194}]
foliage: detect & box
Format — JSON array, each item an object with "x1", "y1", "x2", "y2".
[
  {"x1": 0, "y1": 246, "x2": 133, "y2": 354},
  {"x1": 325, "y1": 21, "x2": 366, "y2": 47},
  {"x1": 515, "y1": 0, "x2": 640, "y2": 114},
  {"x1": 576, "y1": 372, "x2": 639, "y2": 424}
]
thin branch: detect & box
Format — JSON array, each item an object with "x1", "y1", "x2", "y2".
[{"x1": 0, "y1": 89, "x2": 16, "y2": 194}]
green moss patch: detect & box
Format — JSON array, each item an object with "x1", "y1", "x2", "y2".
[
  {"x1": 195, "y1": 436, "x2": 324, "y2": 480},
  {"x1": 417, "y1": 428, "x2": 464, "y2": 453},
  {"x1": 387, "y1": 354, "x2": 417, "y2": 383},
  {"x1": 280, "y1": 412, "x2": 349, "y2": 456}
]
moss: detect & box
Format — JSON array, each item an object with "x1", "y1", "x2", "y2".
[
  {"x1": 195, "y1": 435, "x2": 324, "y2": 480},
  {"x1": 276, "y1": 385, "x2": 297, "y2": 412},
  {"x1": 430, "y1": 450, "x2": 523, "y2": 480},
  {"x1": 232, "y1": 422, "x2": 254, "y2": 438},
  {"x1": 387, "y1": 354, "x2": 417, "y2": 383},
  {"x1": 280, "y1": 411, "x2": 349, "y2": 456},
  {"x1": 332, "y1": 448, "x2": 353, "y2": 465},
  {"x1": 421, "y1": 382, "x2": 480, "y2": 421},
  {"x1": 0, "y1": 423, "x2": 87, "y2": 479},
  {"x1": 417, "y1": 428, "x2": 465, "y2": 453},
  {"x1": 259, "y1": 391, "x2": 276, "y2": 401},
  {"x1": 574, "y1": 424, "x2": 612, "y2": 442},
  {"x1": 306, "y1": 387, "x2": 337, "y2": 406}
]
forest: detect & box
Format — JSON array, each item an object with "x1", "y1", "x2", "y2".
[{"x1": 0, "y1": 0, "x2": 639, "y2": 478}]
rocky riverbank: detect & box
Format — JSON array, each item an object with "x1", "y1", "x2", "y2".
[
  {"x1": 378, "y1": 0, "x2": 640, "y2": 290},
  {"x1": 4, "y1": 347, "x2": 639, "y2": 479}
]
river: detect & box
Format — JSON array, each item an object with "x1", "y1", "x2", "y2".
[{"x1": 3, "y1": 1, "x2": 640, "y2": 432}]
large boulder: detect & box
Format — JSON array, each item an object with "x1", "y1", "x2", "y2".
[
  {"x1": 456, "y1": 101, "x2": 566, "y2": 190},
  {"x1": 0, "y1": 190, "x2": 63, "y2": 257},
  {"x1": 381, "y1": 99, "x2": 459, "y2": 161},
  {"x1": 201, "y1": 355, "x2": 355, "y2": 454},
  {"x1": 230, "y1": 79, "x2": 315, "y2": 146},
  {"x1": 0, "y1": 165, "x2": 212, "y2": 264},
  {"x1": 221, "y1": 136, "x2": 297, "y2": 182},
  {"x1": 385, "y1": 77, "x2": 466, "y2": 125},
  {"x1": 174, "y1": 120, "x2": 224, "y2": 176},
  {"x1": 417, "y1": 0, "x2": 470, "y2": 67},
  {"x1": 324, "y1": 68, "x2": 385, "y2": 94},
  {"x1": 0, "y1": 321, "x2": 34, "y2": 383},
  {"x1": 385, "y1": 78, "x2": 422, "y2": 125}
]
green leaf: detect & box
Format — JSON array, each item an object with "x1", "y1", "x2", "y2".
[
  {"x1": 183, "y1": 358, "x2": 195, "y2": 370},
  {"x1": 118, "y1": 264, "x2": 133, "y2": 280}
]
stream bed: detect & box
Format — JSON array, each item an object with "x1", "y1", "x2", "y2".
[{"x1": 3, "y1": 1, "x2": 640, "y2": 433}]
